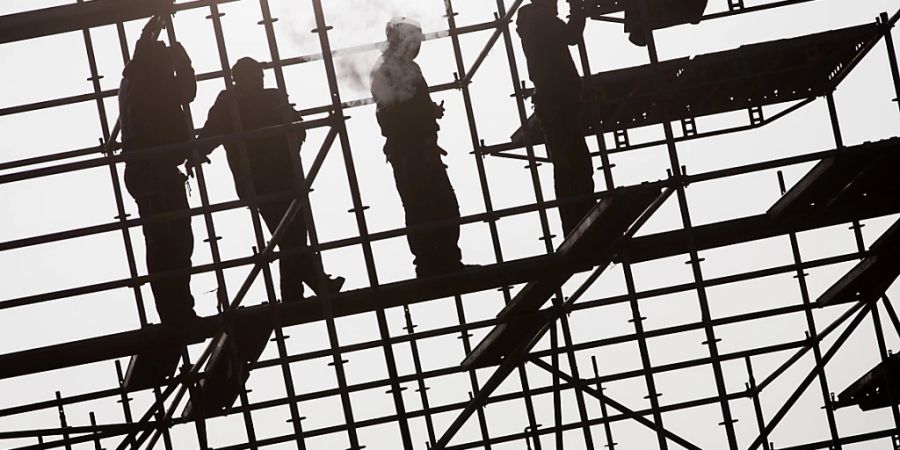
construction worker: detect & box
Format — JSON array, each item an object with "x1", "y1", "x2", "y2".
[
  {"x1": 517, "y1": 0, "x2": 598, "y2": 236},
  {"x1": 119, "y1": 16, "x2": 197, "y2": 323},
  {"x1": 190, "y1": 57, "x2": 344, "y2": 301},
  {"x1": 370, "y1": 17, "x2": 468, "y2": 278}
]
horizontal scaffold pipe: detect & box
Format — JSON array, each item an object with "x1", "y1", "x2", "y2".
[
  {"x1": 0, "y1": 245, "x2": 867, "y2": 382},
  {"x1": 2, "y1": 136, "x2": 889, "y2": 258},
  {"x1": 0, "y1": 0, "x2": 239, "y2": 46},
  {"x1": 0, "y1": 17, "x2": 496, "y2": 119},
  {"x1": 0, "y1": 115, "x2": 336, "y2": 185}
]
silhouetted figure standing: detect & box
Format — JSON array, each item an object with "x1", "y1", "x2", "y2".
[
  {"x1": 119, "y1": 17, "x2": 197, "y2": 323},
  {"x1": 192, "y1": 57, "x2": 344, "y2": 301},
  {"x1": 370, "y1": 18, "x2": 466, "y2": 278},
  {"x1": 517, "y1": 0, "x2": 597, "y2": 235}
]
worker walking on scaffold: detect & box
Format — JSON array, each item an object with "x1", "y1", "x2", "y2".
[
  {"x1": 119, "y1": 16, "x2": 198, "y2": 324},
  {"x1": 370, "y1": 17, "x2": 471, "y2": 278},
  {"x1": 190, "y1": 57, "x2": 345, "y2": 301},
  {"x1": 517, "y1": 0, "x2": 599, "y2": 236}
]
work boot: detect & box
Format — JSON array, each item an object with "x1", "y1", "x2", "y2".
[
  {"x1": 158, "y1": 304, "x2": 199, "y2": 326},
  {"x1": 628, "y1": 31, "x2": 647, "y2": 47}
]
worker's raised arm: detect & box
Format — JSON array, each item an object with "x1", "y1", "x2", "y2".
[{"x1": 563, "y1": 0, "x2": 597, "y2": 45}]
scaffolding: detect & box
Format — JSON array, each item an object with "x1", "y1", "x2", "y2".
[{"x1": 2, "y1": 0, "x2": 900, "y2": 448}]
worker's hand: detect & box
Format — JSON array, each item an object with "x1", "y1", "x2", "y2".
[
  {"x1": 433, "y1": 100, "x2": 446, "y2": 119},
  {"x1": 185, "y1": 154, "x2": 211, "y2": 178},
  {"x1": 569, "y1": 0, "x2": 585, "y2": 16},
  {"x1": 171, "y1": 42, "x2": 192, "y2": 69},
  {"x1": 141, "y1": 16, "x2": 164, "y2": 41}
]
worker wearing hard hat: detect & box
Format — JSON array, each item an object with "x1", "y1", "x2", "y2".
[
  {"x1": 191, "y1": 57, "x2": 344, "y2": 301},
  {"x1": 370, "y1": 17, "x2": 469, "y2": 278},
  {"x1": 119, "y1": 16, "x2": 198, "y2": 324}
]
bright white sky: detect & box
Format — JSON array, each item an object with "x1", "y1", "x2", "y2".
[{"x1": 2, "y1": 0, "x2": 900, "y2": 449}]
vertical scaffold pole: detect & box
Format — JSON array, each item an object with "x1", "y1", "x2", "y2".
[
  {"x1": 777, "y1": 170, "x2": 841, "y2": 448},
  {"x1": 442, "y1": 0, "x2": 543, "y2": 446},
  {"x1": 79, "y1": 0, "x2": 148, "y2": 328},
  {"x1": 744, "y1": 357, "x2": 771, "y2": 450},
  {"x1": 491, "y1": 1, "x2": 595, "y2": 447},
  {"x1": 633, "y1": 0, "x2": 738, "y2": 447},
  {"x1": 880, "y1": 13, "x2": 900, "y2": 117},
  {"x1": 308, "y1": 0, "x2": 412, "y2": 447}
]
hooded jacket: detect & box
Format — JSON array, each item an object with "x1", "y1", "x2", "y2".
[{"x1": 198, "y1": 88, "x2": 305, "y2": 197}]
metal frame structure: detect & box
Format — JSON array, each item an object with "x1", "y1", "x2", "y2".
[{"x1": 1, "y1": 0, "x2": 900, "y2": 449}]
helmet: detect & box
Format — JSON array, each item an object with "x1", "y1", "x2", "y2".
[
  {"x1": 385, "y1": 16, "x2": 423, "y2": 46},
  {"x1": 232, "y1": 57, "x2": 262, "y2": 79},
  {"x1": 232, "y1": 57, "x2": 263, "y2": 85}
]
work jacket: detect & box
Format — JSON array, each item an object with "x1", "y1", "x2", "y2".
[
  {"x1": 371, "y1": 54, "x2": 441, "y2": 160},
  {"x1": 199, "y1": 88, "x2": 305, "y2": 197},
  {"x1": 119, "y1": 42, "x2": 196, "y2": 169}
]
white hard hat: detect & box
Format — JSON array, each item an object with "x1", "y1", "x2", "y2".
[{"x1": 385, "y1": 16, "x2": 423, "y2": 41}]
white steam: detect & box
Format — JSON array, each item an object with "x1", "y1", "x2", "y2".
[
  {"x1": 371, "y1": 56, "x2": 422, "y2": 109},
  {"x1": 274, "y1": 0, "x2": 444, "y2": 95}
]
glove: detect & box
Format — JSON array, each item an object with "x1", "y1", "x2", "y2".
[
  {"x1": 140, "y1": 16, "x2": 163, "y2": 40},
  {"x1": 185, "y1": 154, "x2": 211, "y2": 178},
  {"x1": 433, "y1": 100, "x2": 446, "y2": 119}
]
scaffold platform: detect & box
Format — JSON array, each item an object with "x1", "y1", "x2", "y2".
[
  {"x1": 835, "y1": 353, "x2": 900, "y2": 411},
  {"x1": 462, "y1": 184, "x2": 666, "y2": 369},
  {"x1": 817, "y1": 218, "x2": 900, "y2": 306},
  {"x1": 511, "y1": 23, "x2": 880, "y2": 146},
  {"x1": 621, "y1": 138, "x2": 900, "y2": 263},
  {"x1": 0, "y1": 0, "x2": 174, "y2": 45}
]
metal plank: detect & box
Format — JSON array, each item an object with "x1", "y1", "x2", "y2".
[
  {"x1": 816, "y1": 219, "x2": 900, "y2": 306},
  {"x1": 0, "y1": 253, "x2": 561, "y2": 380},
  {"x1": 182, "y1": 320, "x2": 272, "y2": 418},
  {"x1": 623, "y1": 194, "x2": 900, "y2": 263},
  {"x1": 510, "y1": 23, "x2": 879, "y2": 144},
  {"x1": 462, "y1": 185, "x2": 665, "y2": 369},
  {"x1": 835, "y1": 353, "x2": 900, "y2": 410},
  {"x1": 123, "y1": 345, "x2": 182, "y2": 392},
  {"x1": 769, "y1": 140, "x2": 900, "y2": 218}
]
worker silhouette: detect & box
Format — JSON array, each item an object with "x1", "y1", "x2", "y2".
[
  {"x1": 370, "y1": 18, "x2": 468, "y2": 278},
  {"x1": 119, "y1": 16, "x2": 197, "y2": 323},
  {"x1": 517, "y1": 0, "x2": 598, "y2": 236},
  {"x1": 191, "y1": 57, "x2": 344, "y2": 301}
]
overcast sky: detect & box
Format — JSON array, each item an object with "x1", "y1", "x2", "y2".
[{"x1": 2, "y1": 0, "x2": 900, "y2": 449}]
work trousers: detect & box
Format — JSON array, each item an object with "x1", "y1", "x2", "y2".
[
  {"x1": 388, "y1": 147, "x2": 462, "y2": 277},
  {"x1": 257, "y1": 198, "x2": 319, "y2": 301},
  {"x1": 536, "y1": 103, "x2": 597, "y2": 236},
  {"x1": 125, "y1": 166, "x2": 195, "y2": 323}
]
